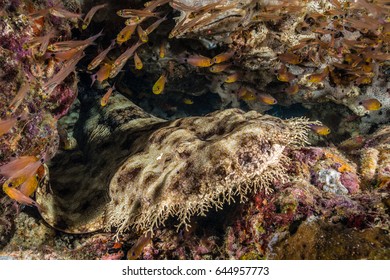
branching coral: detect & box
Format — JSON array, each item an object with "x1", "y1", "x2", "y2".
[{"x1": 106, "y1": 108, "x2": 317, "y2": 235}]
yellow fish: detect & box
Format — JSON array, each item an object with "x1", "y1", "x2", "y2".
[
  {"x1": 277, "y1": 64, "x2": 295, "y2": 82},
  {"x1": 285, "y1": 83, "x2": 299, "y2": 95},
  {"x1": 183, "y1": 98, "x2": 194, "y2": 104},
  {"x1": 278, "y1": 52, "x2": 301, "y2": 65},
  {"x1": 182, "y1": 55, "x2": 213, "y2": 67},
  {"x1": 212, "y1": 50, "x2": 235, "y2": 64},
  {"x1": 82, "y1": 3, "x2": 107, "y2": 30},
  {"x1": 309, "y1": 124, "x2": 331, "y2": 135},
  {"x1": 91, "y1": 63, "x2": 112, "y2": 86},
  {"x1": 137, "y1": 25, "x2": 148, "y2": 43},
  {"x1": 224, "y1": 72, "x2": 240, "y2": 83},
  {"x1": 359, "y1": 98, "x2": 382, "y2": 111},
  {"x1": 101, "y1": 85, "x2": 115, "y2": 107},
  {"x1": 209, "y1": 63, "x2": 231, "y2": 73},
  {"x1": 159, "y1": 41, "x2": 166, "y2": 58},
  {"x1": 238, "y1": 87, "x2": 256, "y2": 101},
  {"x1": 134, "y1": 52, "x2": 143, "y2": 70},
  {"x1": 258, "y1": 93, "x2": 277, "y2": 105},
  {"x1": 127, "y1": 232, "x2": 152, "y2": 260},
  {"x1": 117, "y1": 25, "x2": 137, "y2": 44},
  {"x1": 153, "y1": 73, "x2": 167, "y2": 94},
  {"x1": 307, "y1": 67, "x2": 329, "y2": 83}
]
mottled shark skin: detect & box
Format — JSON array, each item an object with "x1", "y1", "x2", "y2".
[
  {"x1": 37, "y1": 93, "x2": 316, "y2": 235},
  {"x1": 106, "y1": 108, "x2": 315, "y2": 236},
  {"x1": 36, "y1": 93, "x2": 166, "y2": 233}
]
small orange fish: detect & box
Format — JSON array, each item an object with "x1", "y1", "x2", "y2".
[
  {"x1": 91, "y1": 63, "x2": 112, "y2": 86},
  {"x1": 285, "y1": 83, "x2": 299, "y2": 95},
  {"x1": 2, "y1": 179, "x2": 40, "y2": 208},
  {"x1": 258, "y1": 93, "x2": 277, "y2": 105},
  {"x1": 101, "y1": 85, "x2": 115, "y2": 107},
  {"x1": 117, "y1": 9, "x2": 159, "y2": 18},
  {"x1": 46, "y1": 57, "x2": 56, "y2": 78},
  {"x1": 354, "y1": 75, "x2": 372, "y2": 85},
  {"x1": 212, "y1": 50, "x2": 235, "y2": 64},
  {"x1": 182, "y1": 55, "x2": 213, "y2": 67},
  {"x1": 127, "y1": 232, "x2": 152, "y2": 260},
  {"x1": 0, "y1": 118, "x2": 17, "y2": 136},
  {"x1": 82, "y1": 3, "x2": 107, "y2": 30},
  {"x1": 159, "y1": 41, "x2": 166, "y2": 58},
  {"x1": 49, "y1": 5, "x2": 83, "y2": 19},
  {"x1": 134, "y1": 52, "x2": 143, "y2": 70},
  {"x1": 309, "y1": 124, "x2": 331, "y2": 135},
  {"x1": 307, "y1": 67, "x2": 329, "y2": 83},
  {"x1": 209, "y1": 63, "x2": 231, "y2": 73},
  {"x1": 110, "y1": 40, "x2": 144, "y2": 79},
  {"x1": 116, "y1": 24, "x2": 137, "y2": 44},
  {"x1": 19, "y1": 174, "x2": 39, "y2": 197},
  {"x1": 125, "y1": 16, "x2": 145, "y2": 26},
  {"x1": 0, "y1": 156, "x2": 41, "y2": 179},
  {"x1": 224, "y1": 72, "x2": 240, "y2": 83},
  {"x1": 48, "y1": 30, "x2": 103, "y2": 53},
  {"x1": 137, "y1": 25, "x2": 149, "y2": 43},
  {"x1": 238, "y1": 87, "x2": 256, "y2": 101},
  {"x1": 278, "y1": 52, "x2": 301, "y2": 65},
  {"x1": 277, "y1": 64, "x2": 295, "y2": 82},
  {"x1": 153, "y1": 72, "x2": 167, "y2": 94},
  {"x1": 145, "y1": 16, "x2": 167, "y2": 35},
  {"x1": 183, "y1": 98, "x2": 194, "y2": 104},
  {"x1": 9, "y1": 82, "x2": 30, "y2": 114},
  {"x1": 87, "y1": 40, "x2": 115, "y2": 71},
  {"x1": 359, "y1": 98, "x2": 382, "y2": 111},
  {"x1": 44, "y1": 51, "x2": 85, "y2": 94}
]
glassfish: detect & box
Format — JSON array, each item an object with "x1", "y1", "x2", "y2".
[
  {"x1": 43, "y1": 51, "x2": 85, "y2": 94},
  {"x1": 91, "y1": 63, "x2": 112, "y2": 86},
  {"x1": 238, "y1": 87, "x2": 256, "y2": 101},
  {"x1": 359, "y1": 98, "x2": 382, "y2": 111},
  {"x1": 181, "y1": 55, "x2": 213, "y2": 67},
  {"x1": 277, "y1": 64, "x2": 295, "y2": 82},
  {"x1": 87, "y1": 40, "x2": 115, "y2": 71},
  {"x1": 127, "y1": 232, "x2": 152, "y2": 260},
  {"x1": 117, "y1": 24, "x2": 137, "y2": 44},
  {"x1": 152, "y1": 72, "x2": 167, "y2": 94},
  {"x1": 110, "y1": 40, "x2": 144, "y2": 79},
  {"x1": 134, "y1": 52, "x2": 143, "y2": 70},
  {"x1": 117, "y1": 9, "x2": 160, "y2": 18},
  {"x1": 48, "y1": 30, "x2": 103, "y2": 52},
  {"x1": 137, "y1": 25, "x2": 149, "y2": 43},
  {"x1": 2, "y1": 180, "x2": 40, "y2": 208},
  {"x1": 0, "y1": 156, "x2": 40, "y2": 179},
  {"x1": 224, "y1": 72, "x2": 240, "y2": 83},
  {"x1": 278, "y1": 52, "x2": 301, "y2": 65},
  {"x1": 82, "y1": 3, "x2": 108, "y2": 30},
  {"x1": 258, "y1": 93, "x2": 277, "y2": 105},
  {"x1": 9, "y1": 82, "x2": 30, "y2": 114},
  {"x1": 0, "y1": 118, "x2": 17, "y2": 137},
  {"x1": 309, "y1": 124, "x2": 331, "y2": 135},
  {"x1": 209, "y1": 63, "x2": 231, "y2": 73},
  {"x1": 159, "y1": 41, "x2": 166, "y2": 58},
  {"x1": 285, "y1": 82, "x2": 299, "y2": 95},
  {"x1": 307, "y1": 67, "x2": 329, "y2": 83},
  {"x1": 49, "y1": 5, "x2": 83, "y2": 19},
  {"x1": 212, "y1": 50, "x2": 235, "y2": 64},
  {"x1": 183, "y1": 98, "x2": 194, "y2": 104},
  {"x1": 145, "y1": 16, "x2": 167, "y2": 35},
  {"x1": 101, "y1": 85, "x2": 115, "y2": 107}
]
